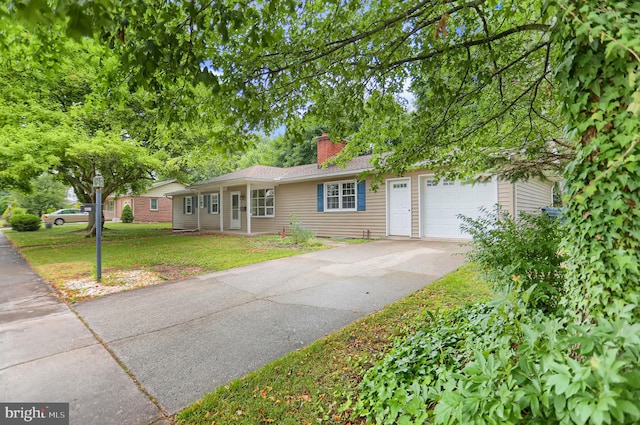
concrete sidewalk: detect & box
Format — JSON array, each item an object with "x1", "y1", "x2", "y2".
[
  {"x1": 75, "y1": 239, "x2": 467, "y2": 414},
  {"x1": 0, "y1": 232, "x2": 165, "y2": 425}
]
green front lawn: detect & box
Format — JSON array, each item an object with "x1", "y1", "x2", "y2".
[
  {"x1": 176, "y1": 264, "x2": 490, "y2": 425},
  {"x1": 3, "y1": 223, "x2": 325, "y2": 301},
  {"x1": 5, "y1": 222, "x2": 173, "y2": 248}
]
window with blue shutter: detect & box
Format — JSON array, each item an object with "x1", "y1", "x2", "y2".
[
  {"x1": 317, "y1": 184, "x2": 324, "y2": 212},
  {"x1": 357, "y1": 181, "x2": 366, "y2": 211},
  {"x1": 317, "y1": 181, "x2": 364, "y2": 212}
]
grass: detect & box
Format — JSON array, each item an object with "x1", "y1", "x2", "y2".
[
  {"x1": 4, "y1": 222, "x2": 174, "y2": 248},
  {"x1": 2, "y1": 223, "x2": 326, "y2": 302},
  {"x1": 175, "y1": 263, "x2": 491, "y2": 425}
]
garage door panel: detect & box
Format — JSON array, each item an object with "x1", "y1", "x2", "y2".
[{"x1": 422, "y1": 178, "x2": 497, "y2": 239}]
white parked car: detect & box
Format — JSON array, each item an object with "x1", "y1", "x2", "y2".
[{"x1": 42, "y1": 209, "x2": 89, "y2": 225}]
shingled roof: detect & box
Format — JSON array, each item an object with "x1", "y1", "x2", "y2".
[{"x1": 187, "y1": 154, "x2": 374, "y2": 190}]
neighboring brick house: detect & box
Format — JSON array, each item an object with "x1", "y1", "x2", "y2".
[{"x1": 104, "y1": 180, "x2": 186, "y2": 223}]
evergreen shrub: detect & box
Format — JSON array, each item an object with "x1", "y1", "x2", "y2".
[
  {"x1": 10, "y1": 214, "x2": 42, "y2": 232},
  {"x1": 121, "y1": 205, "x2": 134, "y2": 223}
]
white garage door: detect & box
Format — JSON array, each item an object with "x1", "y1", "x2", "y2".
[{"x1": 422, "y1": 177, "x2": 497, "y2": 239}]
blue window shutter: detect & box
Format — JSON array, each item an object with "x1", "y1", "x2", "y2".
[
  {"x1": 317, "y1": 184, "x2": 324, "y2": 212},
  {"x1": 183, "y1": 197, "x2": 186, "y2": 214},
  {"x1": 192, "y1": 196, "x2": 197, "y2": 212},
  {"x1": 357, "y1": 181, "x2": 366, "y2": 211},
  {"x1": 206, "y1": 195, "x2": 211, "y2": 213}
]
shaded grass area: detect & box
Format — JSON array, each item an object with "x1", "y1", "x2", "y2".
[
  {"x1": 3, "y1": 223, "x2": 325, "y2": 302},
  {"x1": 176, "y1": 264, "x2": 490, "y2": 425}
]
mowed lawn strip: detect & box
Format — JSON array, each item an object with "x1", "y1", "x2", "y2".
[
  {"x1": 176, "y1": 264, "x2": 490, "y2": 425},
  {"x1": 4, "y1": 222, "x2": 174, "y2": 248},
  {"x1": 3, "y1": 223, "x2": 326, "y2": 299}
]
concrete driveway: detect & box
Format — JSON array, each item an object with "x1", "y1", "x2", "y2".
[
  {"x1": 74, "y1": 239, "x2": 467, "y2": 414},
  {"x1": 2, "y1": 236, "x2": 467, "y2": 423}
]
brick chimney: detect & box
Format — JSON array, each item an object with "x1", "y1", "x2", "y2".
[{"x1": 317, "y1": 133, "x2": 346, "y2": 166}]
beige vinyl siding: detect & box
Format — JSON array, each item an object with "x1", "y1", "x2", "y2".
[
  {"x1": 497, "y1": 179, "x2": 515, "y2": 216},
  {"x1": 197, "y1": 192, "x2": 222, "y2": 231},
  {"x1": 145, "y1": 182, "x2": 185, "y2": 197},
  {"x1": 172, "y1": 170, "x2": 544, "y2": 239},
  {"x1": 515, "y1": 179, "x2": 553, "y2": 216},
  {"x1": 250, "y1": 178, "x2": 387, "y2": 238},
  {"x1": 172, "y1": 195, "x2": 198, "y2": 229}
]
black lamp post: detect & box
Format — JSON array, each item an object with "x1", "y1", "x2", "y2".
[{"x1": 93, "y1": 173, "x2": 104, "y2": 282}]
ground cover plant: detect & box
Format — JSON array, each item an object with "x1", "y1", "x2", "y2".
[
  {"x1": 175, "y1": 264, "x2": 491, "y2": 425},
  {"x1": 354, "y1": 195, "x2": 640, "y2": 424},
  {"x1": 2, "y1": 223, "x2": 326, "y2": 302}
]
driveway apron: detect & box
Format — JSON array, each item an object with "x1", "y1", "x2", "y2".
[
  {"x1": 0, "y1": 232, "x2": 163, "y2": 425},
  {"x1": 74, "y1": 239, "x2": 467, "y2": 415}
]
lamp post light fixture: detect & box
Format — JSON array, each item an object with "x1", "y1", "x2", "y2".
[{"x1": 93, "y1": 173, "x2": 104, "y2": 282}]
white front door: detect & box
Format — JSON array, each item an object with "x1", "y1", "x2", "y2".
[
  {"x1": 388, "y1": 179, "x2": 412, "y2": 236},
  {"x1": 230, "y1": 192, "x2": 241, "y2": 229}
]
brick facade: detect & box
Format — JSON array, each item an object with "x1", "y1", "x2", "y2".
[{"x1": 103, "y1": 196, "x2": 173, "y2": 223}]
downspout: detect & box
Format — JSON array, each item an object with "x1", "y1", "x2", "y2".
[
  {"x1": 219, "y1": 186, "x2": 224, "y2": 233},
  {"x1": 168, "y1": 195, "x2": 174, "y2": 230},
  {"x1": 197, "y1": 191, "x2": 201, "y2": 231},
  {"x1": 246, "y1": 183, "x2": 252, "y2": 235},
  {"x1": 513, "y1": 182, "x2": 518, "y2": 218}
]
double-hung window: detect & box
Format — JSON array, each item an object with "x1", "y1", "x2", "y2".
[
  {"x1": 325, "y1": 181, "x2": 356, "y2": 211},
  {"x1": 251, "y1": 188, "x2": 275, "y2": 217},
  {"x1": 185, "y1": 196, "x2": 193, "y2": 214},
  {"x1": 150, "y1": 198, "x2": 158, "y2": 211},
  {"x1": 209, "y1": 193, "x2": 219, "y2": 214}
]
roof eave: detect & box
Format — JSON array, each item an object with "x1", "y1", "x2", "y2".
[
  {"x1": 279, "y1": 166, "x2": 374, "y2": 183},
  {"x1": 189, "y1": 177, "x2": 279, "y2": 189}
]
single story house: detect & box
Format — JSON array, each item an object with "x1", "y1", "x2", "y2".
[
  {"x1": 169, "y1": 134, "x2": 555, "y2": 240},
  {"x1": 104, "y1": 179, "x2": 186, "y2": 223}
]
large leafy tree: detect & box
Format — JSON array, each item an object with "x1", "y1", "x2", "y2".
[
  {"x1": 0, "y1": 20, "x2": 249, "y2": 233},
  {"x1": 3, "y1": 0, "x2": 572, "y2": 180},
  {"x1": 0, "y1": 33, "x2": 161, "y2": 232},
  {"x1": 11, "y1": 174, "x2": 68, "y2": 216}
]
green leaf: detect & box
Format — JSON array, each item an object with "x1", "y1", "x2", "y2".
[
  {"x1": 626, "y1": 91, "x2": 640, "y2": 116},
  {"x1": 547, "y1": 373, "x2": 570, "y2": 395}
]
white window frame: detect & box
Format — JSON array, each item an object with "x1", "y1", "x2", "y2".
[
  {"x1": 150, "y1": 198, "x2": 158, "y2": 211},
  {"x1": 251, "y1": 188, "x2": 275, "y2": 217},
  {"x1": 185, "y1": 196, "x2": 193, "y2": 215},
  {"x1": 210, "y1": 193, "x2": 220, "y2": 214},
  {"x1": 106, "y1": 200, "x2": 115, "y2": 212},
  {"x1": 325, "y1": 180, "x2": 357, "y2": 212}
]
